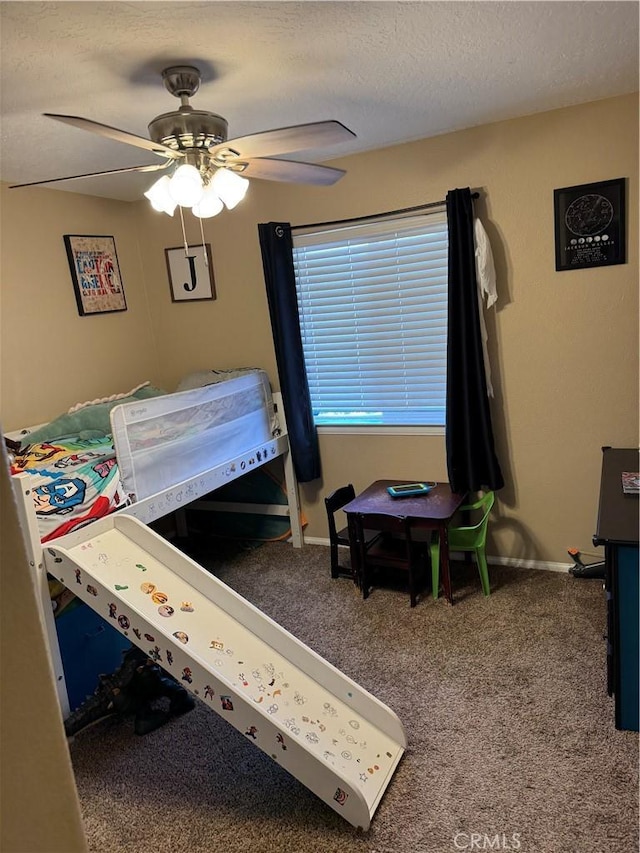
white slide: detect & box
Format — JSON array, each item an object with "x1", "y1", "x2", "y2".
[{"x1": 44, "y1": 515, "x2": 406, "y2": 830}]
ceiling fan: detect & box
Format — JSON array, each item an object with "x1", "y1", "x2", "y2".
[{"x1": 10, "y1": 65, "x2": 356, "y2": 216}]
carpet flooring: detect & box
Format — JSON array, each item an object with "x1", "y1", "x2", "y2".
[{"x1": 68, "y1": 540, "x2": 638, "y2": 853}]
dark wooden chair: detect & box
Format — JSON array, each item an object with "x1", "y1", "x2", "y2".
[
  {"x1": 352, "y1": 512, "x2": 428, "y2": 607},
  {"x1": 324, "y1": 485, "x2": 380, "y2": 580}
]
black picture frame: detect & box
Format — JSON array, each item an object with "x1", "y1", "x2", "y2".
[
  {"x1": 165, "y1": 244, "x2": 216, "y2": 302},
  {"x1": 64, "y1": 235, "x2": 127, "y2": 315},
  {"x1": 554, "y1": 178, "x2": 626, "y2": 272}
]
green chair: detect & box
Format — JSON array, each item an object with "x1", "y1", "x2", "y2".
[{"x1": 430, "y1": 491, "x2": 495, "y2": 599}]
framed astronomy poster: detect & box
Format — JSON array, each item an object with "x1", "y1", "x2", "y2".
[{"x1": 554, "y1": 178, "x2": 626, "y2": 272}]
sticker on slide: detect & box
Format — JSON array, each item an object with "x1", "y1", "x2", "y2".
[{"x1": 333, "y1": 788, "x2": 348, "y2": 806}]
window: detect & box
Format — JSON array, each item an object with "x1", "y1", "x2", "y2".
[{"x1": 292, "y1": 210, "x2": 448, "y2": 429}]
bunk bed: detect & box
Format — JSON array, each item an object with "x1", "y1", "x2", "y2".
[
  {"x1": 9, "y1": 370, "x2": 302, "y2": 708},
  {"x1": 8, "y1": 369, "x2": 405, "y2": 830}
]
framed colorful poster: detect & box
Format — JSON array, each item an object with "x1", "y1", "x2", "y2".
[
  {"x1": 554, "y1": 178, "x2": 626, "y2": 271},
  {"x1": 165, "y1": 244, "x2": 216, "y2": 302},
  {"x1": 64, "y1": 235, "x2": 127, "y2": 315}
]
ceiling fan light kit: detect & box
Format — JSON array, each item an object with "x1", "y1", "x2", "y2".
[
  {"x1": 144, "y1": 161, "x2": 249, "y2": 219},
  {"x1": 167, "y1": 163, "x2": 205, "y2": 207},
  {"x1": 143, "y1": 175, "x2": 177, "y2": 215},
  {"x1": 211, "y1": 168, "x2": 249, "y2": 209},
  {"x1": 192, "y1": 185, "x2": 224, "y2": 219}
]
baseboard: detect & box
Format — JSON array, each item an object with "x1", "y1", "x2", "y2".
[
  {"x1": 302, "y1": 536, "x2": 335, "y2": 548},
  {"x1": 484, "y1": 555, "x2": 571, "y2": 574},
  {"x1": 302, "y1": 536, "x2": 572, "y2": 574}
]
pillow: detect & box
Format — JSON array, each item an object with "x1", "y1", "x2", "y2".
[
  {"x1": 21, "y1": 384, "x2": 166, "y2": 446},
  {"x1": 177, "y1": 368, "x2": 262, "y2": 392}
]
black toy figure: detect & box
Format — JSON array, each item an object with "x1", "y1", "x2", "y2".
[{"x1": 64, "y1": 645, "x2": 195, "y2": 737}]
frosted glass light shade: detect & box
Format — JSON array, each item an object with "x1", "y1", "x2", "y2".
[
  {"x1": 212, "y1": 168, "x2": 249, "y2": 209},
  {"x1": 144, "y1": 176, "x2": 177, "y2": 215},
  {"x1": 192, "y1": 184, "x2": 224, "y2": 218},
  {"x1": 169, "y1": 164, "x2": 204, "y2": 207}
]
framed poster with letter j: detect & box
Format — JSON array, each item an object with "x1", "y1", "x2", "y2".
[
  {"x1": 554, "y1": 178, "x2": 626, "y2": 272},
  {"x1": 165, "y1": 244, "x2": 216, "y2": 302}
]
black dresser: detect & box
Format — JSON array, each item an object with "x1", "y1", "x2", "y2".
[{"x1": 593, "y1": 447, "x2": 639, "y2": 731}]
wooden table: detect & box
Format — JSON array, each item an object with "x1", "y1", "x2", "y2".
[{"x1": 343, "y1": 480, "x2": 467, "y2": 605}]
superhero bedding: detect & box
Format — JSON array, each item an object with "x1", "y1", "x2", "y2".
[
  {"x1": 9, "y1": 381, "x2": 165, "y2": 543},
  {"x1": 9, "y1": 369, "x2": 283, "y2": 546},
  {"x1": 11, "y1": 434, "x2": 129, "y2": 543}
]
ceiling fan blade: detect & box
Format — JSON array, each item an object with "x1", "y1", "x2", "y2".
[
  {"x1": 44, "y1": 114, "x2": 183, "y2": 160},
  {"x1": 9, "y1": 162, "x2": 171, "y2": 189},
  {"x1": 209, "y1": 120, "x2": 355, "y2": 161},
  {"x1": 240, "y1": 158, "x2": 346, "y2": 186}
]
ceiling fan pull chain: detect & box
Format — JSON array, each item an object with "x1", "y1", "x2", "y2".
[
  {"x1": 178, "y1": 206, "x2": 190, "y2": 256},
  {"x1": 197, "y1": 215, "x2": 208, "y2": 266}
]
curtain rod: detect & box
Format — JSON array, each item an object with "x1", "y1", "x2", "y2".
[{"x1": 291, "y1": 192, "x2": 480, "y2": 232}]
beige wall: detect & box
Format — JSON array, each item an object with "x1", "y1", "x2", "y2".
[
  {"x1": 1, "y1": 93, "x2": 638, "y2": 564},
  {"x1": 0, "y1": 188, "x2": 159, "y2": 427}
]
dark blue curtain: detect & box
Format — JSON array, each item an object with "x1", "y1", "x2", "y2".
[
  {"x1": 258, "y1": 222, "x2": 321, "y2": 483},
  {"x1": 445, "y1": 189, "x2": 504, "y2": 494}
]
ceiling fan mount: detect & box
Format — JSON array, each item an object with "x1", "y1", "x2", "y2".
[
  {"x1": 161, "y1": 65, "x2": 202, "y2": 99},
  {"x1": 148, "y1": 65, "x2": 229, "y2": 154}
]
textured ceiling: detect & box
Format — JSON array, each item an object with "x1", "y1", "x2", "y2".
[{"x1": 1, "y1": 1, "x2": 638, "y2": 202}]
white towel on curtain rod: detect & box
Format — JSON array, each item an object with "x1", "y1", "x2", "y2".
[{"x1": 474, "y1": 218, "x2": 497, "y2": 398}]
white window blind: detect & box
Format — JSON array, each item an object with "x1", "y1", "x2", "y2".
[{"x1": 292, "y1": 210, "x2": 448, "y2": 427}]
